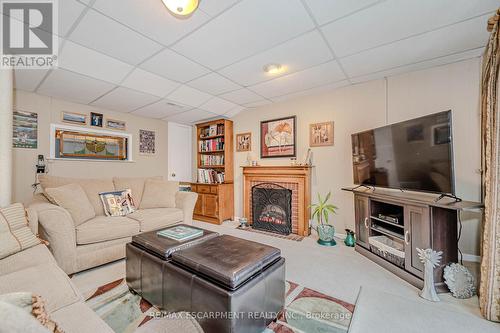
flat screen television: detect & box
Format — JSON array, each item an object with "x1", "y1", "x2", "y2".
[{"x1": 351, "y1": 110, "x2": 454, "y2": 194}]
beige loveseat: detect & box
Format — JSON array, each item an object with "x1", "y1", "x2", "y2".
[{"x1": 29, "y1": 175, "x2": 198, "y2": 275}]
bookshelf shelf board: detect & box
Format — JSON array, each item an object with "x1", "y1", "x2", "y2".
[
  {"x1": 199, "y1": 134, "x2": 225, "y2": 140},
  {"x1": 199, "y1": 150, "x2": 225, "y2": 154},
  {"x1": 198, "y1": 165, "x2": 225, "y2": 168}
]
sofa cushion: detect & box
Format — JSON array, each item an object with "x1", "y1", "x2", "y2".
[
  {"x1": 140, "y1": 179, "x2": 178, "y2": 209},
  {"x1": 45, "y1": 184, "x2": 96, "y2": 226},
  {"x1": 113, "y1": 176, "x2": 161, "y2": 208},
  {"x1": 76, "y1": 216, "x2": 140, "y2": 245},
  {"x1": 38, "y1": 175, "x2": 115, "y2": 216},
  {"x1": 0, "y1": 203, "x2": 41, "y2": 260},
  {"x1": 50, "y1": 301, "x2": 114, "y2": 333},
  {"x1": 0, "y1": 244, "x2": 54, "y2": 276},
  {"x1": 129, "y1": 208, "x2": 183, "y2": 232},
  {"x1": 0, "y1": 263, "x2": 81, "y2": 313}
]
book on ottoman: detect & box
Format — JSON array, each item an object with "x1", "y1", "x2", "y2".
[{"x1": 157, "y1": 226, "x2": 203, "y2": 242}]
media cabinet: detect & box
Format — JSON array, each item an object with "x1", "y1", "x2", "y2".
[{"x1": 342, "y1": 188, "x2": 482, "y2": 292}]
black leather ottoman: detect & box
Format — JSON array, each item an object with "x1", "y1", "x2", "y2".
[
  {"x1": 126, "y1": 224, "x2": 219, "y2": 306},
  {"x1": 165, "y1": 235, "x2": 286, "y2": 333}
]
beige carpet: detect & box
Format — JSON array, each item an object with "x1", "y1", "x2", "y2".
[
  {"x1": 71, "y1": 220, "x2": 496, "y2": 332},
  {"x1": 350, "y1": 288, "x2": 500, "y2": 333}
]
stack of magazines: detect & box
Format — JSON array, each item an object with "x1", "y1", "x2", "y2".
[{"x1": 157, "y1": 226, "x2": 203, "y2": 242}]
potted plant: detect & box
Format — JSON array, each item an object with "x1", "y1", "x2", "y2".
[{"x1": 310, "y1": 192, "x2": 338, "y2": 246}]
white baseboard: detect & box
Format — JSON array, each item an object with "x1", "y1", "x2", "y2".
[{"x1": 462, "y1": 253, "x2": 481, "y2": 263}]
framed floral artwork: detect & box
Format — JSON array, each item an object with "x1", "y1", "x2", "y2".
[
  {"x1": 310, "y1": 121, "x2": 334, "y2": 147},
  {"x1": 260, "y1": 116, "x2": 296, "y2": 158}
]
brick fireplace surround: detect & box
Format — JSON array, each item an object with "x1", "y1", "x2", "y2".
[{"x1": 242, "y1": 166, "x2": 312, "y2": 236}]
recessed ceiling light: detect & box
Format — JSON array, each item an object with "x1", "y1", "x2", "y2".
[
  {"x1": 162, "y1": 0, "x2": 199, "y2": 18},
  {"x1": 263, "y1": 63, "x2": 284, "y2": 75}
]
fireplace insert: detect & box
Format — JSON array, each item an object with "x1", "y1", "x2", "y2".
[{"x1": 252, "y1": 183, "x2": 292, "y2": 235}]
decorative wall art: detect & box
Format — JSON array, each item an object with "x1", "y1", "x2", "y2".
[
  {"x1": 106, "y1": 119, "x2": 126, "y2": 131},
  {"x1": 90, "y1": 112, "x2": 104, "y2": 127},
  {"x1": 310, "y1": 121, "x2": 334, "y2": 147},
  {"x1": 13, "y1": 110, "x2": 38, "y2": 149},
  {"x1": 139, "y1": 129, "x2": 156, "y2": 155},
  {"x1": 55, "y1": 130, "x2": 128, "y2": 160},
  {"x1": 61, "y1": 111, "x2": 87, "y2": 125},
  {"x1": 236, "y1": 132, "x2": 251, "y2": 152},
  {"x1": 260, "y1": 116, "x2": 296, "y2": 158}
]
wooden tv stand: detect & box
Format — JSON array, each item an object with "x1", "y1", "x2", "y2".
[{"x1": 342, "y1": 187, "x2": 482, "y2": 292}]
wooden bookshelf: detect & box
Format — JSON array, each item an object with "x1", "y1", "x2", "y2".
[{"x1": 192, "y1": 119, "x2": 234, "y2": 224}]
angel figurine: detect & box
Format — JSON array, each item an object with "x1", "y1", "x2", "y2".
[{"x1": 417, "y1": 248, "x2": 443, "y2": 302}]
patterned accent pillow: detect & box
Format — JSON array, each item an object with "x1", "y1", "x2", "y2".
[
  {"x1": 0, "y1": 203, "x2": 41, "y2": 260},
  {"x1": 99, "y1": 189, "x2": 136, "y2": 217}
]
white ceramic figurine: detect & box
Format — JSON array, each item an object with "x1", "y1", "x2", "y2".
[{"x1": 417, "y1": 248, "x2": 443, "y2": 302}]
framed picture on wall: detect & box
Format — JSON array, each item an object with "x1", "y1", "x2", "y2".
[
  {"x1": 310, "y1": 121, "x2": 334, "y2": 147},
  {"x1": 139, "y1": 129, "x2": 156, "y2": 155},
  {"x1": 61, "y1": 111, "x2": 87, "y2": 125},
  {"x1": 13, "y1": 110, "x2": 38, "y2": 149},
  {"x1": 236, "y1": 132, "x2": 251, "y2": 152},
  {"x1": 106, "y1": 119, "x2": 126, "y2": 131},
  {"x1": 260, "y1": 116, "x2": 296, "y2": 158},
  {"x1": 90, "y1": 112, "x2": 104, "y2": 127}
]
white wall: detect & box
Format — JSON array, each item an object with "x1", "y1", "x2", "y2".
[
  {"x1": 230, "y1": 58, "x2": 482, "y2": 256},
  {"x1": 12, "y1": 90, "x2": 169, "y2": 204}
]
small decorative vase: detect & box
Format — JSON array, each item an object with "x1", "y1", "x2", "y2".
[
  {"x1": 344, "y1": 229, "x2": 356, "y2": 247},
  {"x1": 317, "y1": 224, "x2": 336, "y2": 246},
  {"x1": 239, "y1": 217, "x2": 248, "y2": 228}
]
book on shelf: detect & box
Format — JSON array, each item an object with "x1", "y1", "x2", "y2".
[
  {"x1": 157, "y1": 226, "x2": 203, "y2": 242},
  {"x1": 200, "y1": 123, "x2": 225, "y2": 138},
  {"x1": 200, "y1": 154, "x2": 224, "y2": 166},
  {"x1": 199, "y1": 137, "x2": 224, "y2": 151},
  {"x1": 198, "y1": 169, "x2": 225, "y2": 184}
]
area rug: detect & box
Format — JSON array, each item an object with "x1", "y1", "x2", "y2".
[
  {"x1": 236, "y1": 226, "x2": 305, "y2": 242},
  {"x1": 86, "y1": 279, "x2": 354, "y2": 333}
]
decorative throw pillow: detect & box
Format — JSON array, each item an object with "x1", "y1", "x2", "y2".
[
  {"x1": 99, "y1": 189, "x2": 136, "y2": 217},
  {"x1": 140, "y1": 179, "x2": 178, "y2": 209},
  {"x1": 113, "y1": 176, "x2": 162, "y2": 208},
  {"x1": 45, "y1": 184, "x2": 96, "y2": 226},
  {"x1": 0, "y1": 203, "x2": 41, "y2": 260},
  {"x1": 0, "y1": 292, "x2": 64, "y2": 333}
]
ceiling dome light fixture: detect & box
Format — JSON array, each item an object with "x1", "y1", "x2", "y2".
[
  {"x1": 263, "y1": 63, "x2": 284, "y2": 75},
  {"x1": 162, "y1": 0, "x2": 199, "y2": 18}
]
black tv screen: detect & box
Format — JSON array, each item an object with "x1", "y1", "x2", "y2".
[{"x1": 351, "y1": 110, "x2": 454, "y2": 194}]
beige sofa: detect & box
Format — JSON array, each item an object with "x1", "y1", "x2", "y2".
[
  {"x1": 0, "y1": 208, "x2": 114, "y2": 333},
  {"x1": 29, "y1": 175, "x2": 198, "y2": 275}
]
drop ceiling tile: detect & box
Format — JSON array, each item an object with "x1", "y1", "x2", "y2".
[
  {"x1": 164, "y1": 109, "x2": 219, "y2": 124},
  {"x1": 349, "y1": 48, "x2": 484, "y2": 84},
  {"x1": 69, "y1": 9, "x2": 163, "y2": 65},
  {"x1": 248, "y1": 61, "x2": 346, "y2": 98},
  {"x1": 219, "y1": 88, "x2": 264, "y2": 104},
  {"x1": 303, "y1": 0, "x2": 380, "y2": 25},
  {"x1": 37, "y1": 69, "x2": 115, "y2": 104},
  {"x1": 243, "y1": 100, "x2": 273, "y2": 108},
  {"x1": 14, "y1": 69, "x2": 48, "y2": 92},
  {"x1": 187, "y1": 73, "x2": 241, "y2": 95},
  {"x1": 271, "y1": 80, "x2": 351, "y2": 102},
  {"x1": 58, "y1": 40, "x2": 133, "y2": 84},
  {"x1": 224, "y1": 105, "x2": 246, "y2": 118},
  {"x1": 59, "y1": 0, "x2": 87, "y2": 37},
  {"x1": 166, "y1": 85, "x2": 213, "y2": 107},
  {"x1": 321, "y1": 0, "x2": 498, "y2": 58},
  {"x1": 219, "y1": 30, "x2": 333, "y2": 86},
  {"x1": 199, "y1": 0, "x2": 240, "y2": 17},
  {"x1": 132, "y1": 99, "x2": 190, "y2": 119},
  {"x1": 122, "y1": 68, "x2": 180, "y2": 97},
  {"x1": 140, "y1": 48, "x2": 210, "y2": 82},
  {"x1": 199, "y1": 97, "x2": 237, "y2": 115},
  {"x1": 92, "y1": 0, "x2": 210, "y2": 46},
  {"x1": 91, "y1": 87, "x2": 160, "y2": 112},
  {"x1": 172, "y1": 0, "x2": 315, "y2": 69},
  {"x1": 339, "y1": 15, "x2": 489, "y2": 78}
]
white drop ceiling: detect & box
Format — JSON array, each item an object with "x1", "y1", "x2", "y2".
[{"x1": 10, "y1": 0, "x2": 497, "y2": 124}]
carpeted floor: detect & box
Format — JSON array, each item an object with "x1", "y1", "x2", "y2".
[{"x1": 85, "y1": 279, "x2": 354, "y2": 333}]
